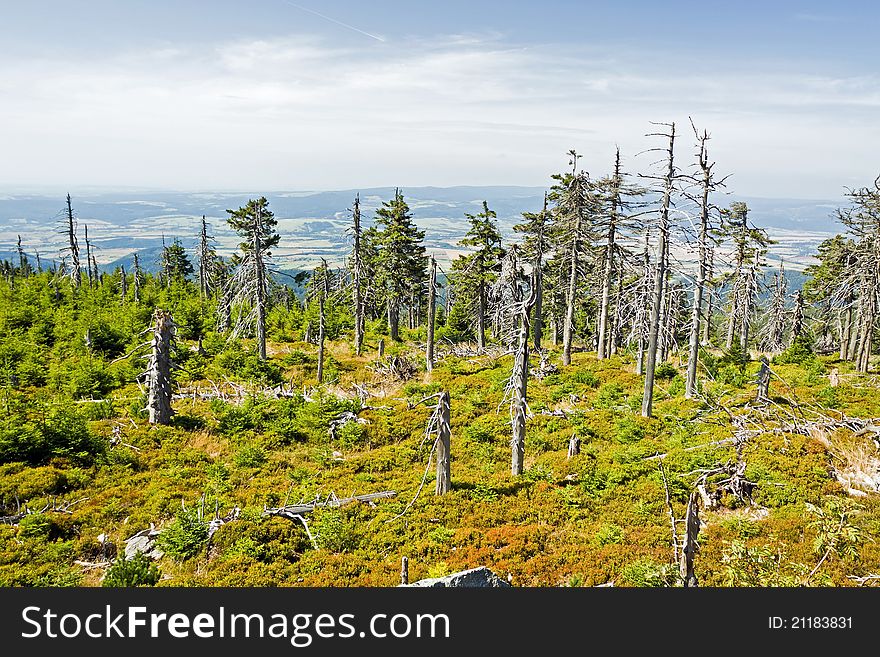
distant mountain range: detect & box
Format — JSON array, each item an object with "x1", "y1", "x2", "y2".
[{"x1": 0, "y1": 186, "x2": 845, "y2": 274}]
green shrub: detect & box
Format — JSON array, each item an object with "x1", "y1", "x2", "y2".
[
  {"x1": 595, "y1": 383, "x2": 626, "y2": 409},
  {"x1": 620, "y1": 559, "x2": 676, "y2": 587},
  {"x1": 156, "y1": 507, "x2": 209, "y2": 561},
  {"x1": 103, "y1": 553, "x2": 161, "y2": 587},
  {"x1": 312, "y1": 509, "x2": 360, "y2": 553},
  {"x1": 773, "y1": 334, "x2": 816, "y2": 366},
  {"x1": 655, "y1": 362, "x2": 678, "y2": 379}
]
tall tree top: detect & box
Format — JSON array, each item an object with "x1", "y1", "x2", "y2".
[{"x1": 226, "y1": 197, "x2": 280, "y2": 254}]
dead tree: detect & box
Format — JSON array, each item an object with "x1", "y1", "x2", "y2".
[
  {"x1": 120, "y1": 264, "x2": 128, "y2": 300},
  {"x1": 84, "y1": 224, "x2": 95, "y2": 287},
  {"x1": 756, "y1": 356, "x2": 771, "y2": 401},
  {"x1": 642, "y1": 122, "x2": 676, "y2": 418},
  {"x1": 426, "y1": 254, "x2": 437, "y2": 373},
  {"x1": 791, "y1": 289, "x2": 805, "y2": 343},
  {"x1": 680, "y1": 489, "x2": 701, "y2": 587},
  {"x1": 351, "y1": 194, "x2": 365, "y2": 356},
  {"x1": 146, "y1": 310, "x2": 175, "y2": 425},
  {"x1": 435, "y1": 391, "x2": 451, "y2": 495},
  {"x1": 64, "y1": 193, "x2": 82, "y2": 289},
  {"x1": 132, "y1": 253, "x2": 141, "y2": 304},
  {"x1": 316, "y1": 261, "x2": 328, "y2": 384},
  {"x1": 597, "y1": 148, "x2": 623, "y2": 359},
  {"x1": 557, "y1": 151, "x2": 592, "y2": 367},
  {"x1": 197, "y1": 215, "x2": 218, "y2": 299},
  {"x1": 513, "y1": 192, "x2": 551, "y2": 351},
  {"x1": 686, "y1": 121, "x2": 724, "y2": 397},
  {"x1": 508, "y1": 268, "x2": 539, "y2": 475},
  {"x1": 759, "y1": 264, "x2": 788, "y2": 353}
]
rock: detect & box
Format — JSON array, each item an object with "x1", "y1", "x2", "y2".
[
  {"x1": 400, "y1": 566, "x2": 511, "y2": 588},
  {"x1": 124, "y1": 528, "x2": 164, "y2": 560}
]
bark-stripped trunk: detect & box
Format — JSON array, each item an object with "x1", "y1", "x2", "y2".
[
  {"x1": 532, "y1": 193, "x2": 548, "y2": 352},
  {"x1": 511, "y1": 273, "x2": 538, "y2": 476},
  {"x1": 791, "y1": 290, "x2": 804, "y2": 343},
  {"x1": 316, "y1": 270, "x2": 326, "y2": 385},
  {"x1": 84, "y1": 225, "x2": 94, "y2": 288},
  {"x1": 426, "y1": 255, "x2": 436, "y2": 372},
  {"x1": 147, "y1": 309, "x2": 174, "y2": 425},
  {"x1": 686, "y1": 131, "x2": 713, "y2": 398},
  {"x1": 352, "y1": 194, "x2": 364, "y2": 356},
  {"x1": 702, "y1": 250, "x2": 715, "y2": 345},
  {"x1": 597, "y1": 149, "x2": 621, "y2": 360},
  {"x1": 856, "y1": 283, "x2": 875, "y2": 372},
  {"x1": 133, "y1": 253, "x2": 141, "y2": 304},
  {"x1": 388, "y1": 302, "x2": 399, "y2": 342},
  {"x1": 66, "y1": 194, "x2": 81, "y2": 289},
  {"x1": 434, "y1": 391, "x2": 451, "y2": 495},
  {"x1": 198, "y1": 216, "x2": 210, "y2": 299},
  {"x1": 254, "y1": 207, "x2": 267, "y2": 361},
  {"x1": 562, "y1": 216, "x2": 581, "y2": 367},
  {"x1": 609, "y1": 273, "x2": 624, "y2": 356},
  {"x1": 680, "y1": 489, "x2": 701, "y2": 587},
  {"x1": 120, "y1": 264, "x2": 127, "y2": 301},
  {"x1": 642, "y1": 123, "x2": 675, "y2": 418},
  {"x1": 840, "y1": 305, "x2": 852, "y2": 360}
]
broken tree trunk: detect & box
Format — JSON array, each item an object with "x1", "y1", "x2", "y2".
[
  {"x1": 435, "y1": 391, "x2": 451, "y2": 495},
  {"x1": 65, "y1": 194, "x2": 82, "y2": 289},
  {"x1": 316, "y1": 262, "x2": 327, "y2": 385},
  {"x1": 686, "y1": 124, "x2": 715, "y2": 398},
  {"x1": 146, "y1": 309, "x2": 175, "y2": 425},
  {"x1": 352, "y1": 194, "x2": 365, "y2": 357},
  {"x1": 426, "y1": 255, "x2": 437, "y2": 373},
  {"x1": 680, "y1": 489, "x2": 701, "y2": 587},
  {"x1": 642, "y1": 123, "x2": 676, "y2": 418},
  {"x1": 567, "y1": 434, "x2": 580, "y2": 459},
  {"x1": 511, "y1": 271, "x2": 539, "y2": 476},
  {"x1": 597, "y1": 148, "x2": 621, "y2": 360}
]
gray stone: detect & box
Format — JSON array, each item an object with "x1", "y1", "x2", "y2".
[{"x1": 401, "y1": 566, "x2": 510, "y2": 587}]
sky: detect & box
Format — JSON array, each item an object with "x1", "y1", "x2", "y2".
[{"x1": 1, "y1": 0, "x2": 878, "y2": 199}]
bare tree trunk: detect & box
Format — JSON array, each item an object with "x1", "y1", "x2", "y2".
[
  {"x1": 317, "y1": 269, "x2": 326, "y2": 385},
  {"x1": 435, "y1": 391, "x2": 451, "y2": 495},
  {"x1": 254, "y1": 207, "x2": 267, "y2": 361},
  {"x1": 562, "y1": 225, "x2": 580, "y2": 367},
  {"x1": 840, "y1": 306, "x2": 852, "y2": 360},
  {"x1": 426, "y1": 255, "x2": 436, "y2": 373},
  {"x1": 725, "y1": 282, "x2": 738, "y2": 350},
  {"x1": 702, "y1": 250, "x2": 715, "y2": 345},
  {"x1": 133, "y1": 253, "x2": 141, "y2": 304},
  {"x1": 686, "y1": 128, "x2": 713, "y2": 398},
  {"x1": 598, "y1": 150, "x2": 621, "y2": 360},
  {"x1": 84, "y1": 225, "x2": 94, "y2": 287},
  {"x1": 377, "y1": 338, "x2": 385, "y2": 359},
  {"x1": 791, "y1": 290, "x2": 804, "y2": 343},
  {"x1": 476, "y1": 282, "x2": 486, "y2": 349},
  {"x1": 511, "y1": 274, "x2": 538, "y2": 476},
  {"x1": 120, "y1": 264, "x2": 127, "y2": 301},
  {"x1": 400, "y1": 556, "x2": 409, "y2": 585},
  {"x1": 856, "y1": 289, "x2": 874, "y2": 372},
  {"x1": 198, "y1": 216, "x2": 210, "y2": 299},
  {"x1": 609, "y1": 273, "x2": 624, "y2": 356},
  {"x1": 567, "y1": 434, "x2": 580, "y2": 459},
  {"x1": 352, "y1": 194, "x2": 364, "y2": 356},
  {"x1": 757, "y1": 356, "x2": 771, "y2": 401},
  {"x1": 680, "y1": 489, "x2": 700, "y2": 587},
  {"x1": 532, "y1": 193, "x2": 547, "y2": 352},
  {"x1": 66, "y1": 194, "x2": 81, "y2": 289},
  {"x1": 147, "y1": 309, "x2": 174, "y2": 425},
  {"x1": 642, "y1": 123, "x2": 675, "y2": 419}
]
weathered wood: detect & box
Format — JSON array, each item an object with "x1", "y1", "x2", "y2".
[
  {"x1": 434, "y1": 391, "x2": 451, "y2": 495},
  {"x1": 642, "y1": 123, "x2": 676, "y2": 418},
  {"x1": 597, "y1": 148, "x2": 621, "y2": 360},
  {"x1": 264, "y1": 491, "x2": 397, "y2": 519},
  {"x1": 146, "y1": 309, "x2": 175, "y2": 425},
  {"x1": 400, "y1": 556, "x2": 409, "y2": 585},
  {"x1": 65, "y1": 194, "x2": 82, "y2": 289},
  {"x1": 680, "y1": 489, "x2": 701, "y2": 587},
  {"x1": 567, "y1": 434, "x2": 580, "y2": 459},
  {"x1": 756, "y1": 356, "x2": 771, "y2": 401},
  {"x1": 426, "y1": 255, "x2": 437, "y2": 372},
  {"x1": 352, "y1": 194, "x2": 365, "y2": 356}
]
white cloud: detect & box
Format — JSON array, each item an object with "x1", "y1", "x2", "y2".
[{"x1": 0, "y1": 34, "x2": 878, "y2": 198}]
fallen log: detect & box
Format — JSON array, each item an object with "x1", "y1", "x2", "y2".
[{"x1": 263, "y1": 490, "x2": 397, "y2": 520}]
